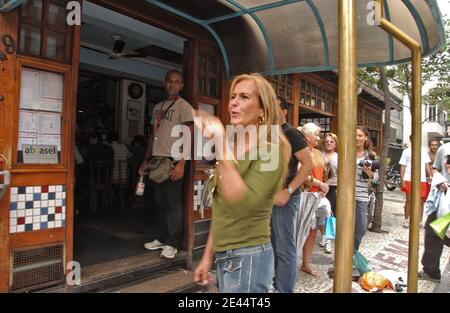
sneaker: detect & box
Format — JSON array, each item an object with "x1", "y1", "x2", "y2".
[
  {"x1": 418, "y1": 270, "x2": 440, "y2": 283},
  {"x1": 319, "y1": 236, "x2": 326, "y2": 247},
  {"x1": 324, "y1": 239, "x2": 332, "y2": 254},
  {"x1": 402, "y1": 219, "x2": 409, "y2": 228},
  {"x1": 160, "y1": 245, "x2": 177, "y2": 259},
  {"x1": 144, "y1": 239, "x2": 164, "y2": 251}
]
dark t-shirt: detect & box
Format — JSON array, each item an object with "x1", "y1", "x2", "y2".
[{"x1": 282, "y1": 123, "x2": 308, "y2": 189}]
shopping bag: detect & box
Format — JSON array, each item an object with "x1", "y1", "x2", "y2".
[
  {"x1": 324, "y1": 216, "x2": 336, "y2": 239},
  {"x1": 359, "y1": 272, "x2": 392, "y2": 292},
  {"x1": 353, "y1": 251, "x2": 373, "y2": 275},
  {"x1": 430, "y1": 212, "x2": 450, "y2": 240},
  {"x1": 295, "y1": 191, "x2": 321, "y2": 260}
]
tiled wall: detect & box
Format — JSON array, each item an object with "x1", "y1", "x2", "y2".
[{"x1": 10, "y1": 185, "x2": 66, "y2": 234}]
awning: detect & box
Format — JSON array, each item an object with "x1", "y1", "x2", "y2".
[{"x1": 146, "y1": 0, "x2": 446, "y2": 77}]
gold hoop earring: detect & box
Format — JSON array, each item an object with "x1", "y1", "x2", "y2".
[{"x1": 259, "y1": 115, "x2": 266, "y2": 125}]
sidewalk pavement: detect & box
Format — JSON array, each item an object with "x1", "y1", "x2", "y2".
[{"x1": 295, "y1": 189, "x2": 449, "y2": 293}]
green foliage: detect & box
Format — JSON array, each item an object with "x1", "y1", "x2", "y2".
[{"x1": 358, "y1": 18, "x2": 450, "y2": 110}]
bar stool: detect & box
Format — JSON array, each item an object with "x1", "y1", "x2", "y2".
[{"x1": 88, "y1": 161, "x2": 113, "y2": 215}]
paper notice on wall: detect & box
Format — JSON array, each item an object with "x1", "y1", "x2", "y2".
[
  {"x1": 40, "y1": 71, "x2": 64, "y2": 100},
  {"x1": 38, "y1": 134, "x2": 61, "y2": 151},
  {"x1": 19, "y1": 110, "x2": 38, "y2": 132},
  {"x1": 40, "y1": 98, "x2": 63, "y2": 113},
  {"x1": 18, "y1": 132, "x2": 38, "y2": 151},
  {"x1": 37, "y1": 112, "x2": 61, "y2": 135},
  {"x1": 20, "y1": 69, "x2": 40, "y2": 110}
]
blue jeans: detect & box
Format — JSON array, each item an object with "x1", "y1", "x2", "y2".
[
  {"x1": 271, "y1": 193, "x2": 300, "y2": 293},
  {"x1": 215, "y1": 243, "x2": 274, "y2": 293},
  {"x1": 354, "y1": 200, "x2": 368, "y2": 251}
]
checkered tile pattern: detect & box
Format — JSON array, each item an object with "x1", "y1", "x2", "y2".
[
  {"x1": 10, "y1": 185, "x2": 66, "y2": 234},
  {"x1": 193, "y1": 180, "x2": 205, "y2": 211}
]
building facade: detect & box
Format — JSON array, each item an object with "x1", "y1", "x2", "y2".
[{"x1": 0, "y1": 0, "x2": 389, "y2": 292}]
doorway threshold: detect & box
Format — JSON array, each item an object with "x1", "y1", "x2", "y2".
[{"x1": 41, "y1": 251, "x2": 187, "y2": 293}]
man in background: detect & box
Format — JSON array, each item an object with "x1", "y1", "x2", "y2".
[
  {"x1": 428, "y1": 138, "x2": 441, "y2": 165},
  {"x1": 420, "y1": 142, "x2": 450, "y2": 282},
  {"x1": 139, "y1": 70, "x2": 193, "y2": 259},
  {"x1": 399, "y1": 136, "x2": 432, "y2": 228},
  {"x1": 271, "y1": 97, "x2": 313, "y2": 293}
]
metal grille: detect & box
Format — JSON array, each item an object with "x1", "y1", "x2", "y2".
[
  {"x1": 193, "y1": 219, "x2": 211, "y2": 250},
  {"x1": 11, "y1": 244, "x2": 65, "y2": 292}
]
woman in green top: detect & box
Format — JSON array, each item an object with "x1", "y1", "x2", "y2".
[{"x1": 194, "y1": 74, "x2": 291, "y2": 293}]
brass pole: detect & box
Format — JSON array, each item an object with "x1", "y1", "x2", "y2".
[
  {"x1": 407, "y1": 48, "x2": 423, "y2": 293},
  {"x1": 334, "y1": 0, "x2": 357, "y2": 293},
  {"x1": 376, "y1": 0, "x2": 422, "y2": 293}
]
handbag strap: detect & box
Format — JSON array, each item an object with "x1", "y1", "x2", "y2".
[{"x1": 161, "y1": 100, "x2": 177, "y2": 120}]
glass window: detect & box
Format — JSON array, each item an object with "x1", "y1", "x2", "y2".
[
  {"x1": 271, "y1": 74, "x2": 292, "y2": 100},
  {"x1": 198, "y1": 53, "x2": 207, "y2": 73},
  {"x1": 21, "y1": 0, "x2": 43, "y2": 21},
  {"x1": 17, "y1": 68, "x2": 64, "y2": 164},
  {"x1": 19, "y1": 0, "x2": 70, "y2": 63},
  {"x1": 286, "y1": 87, "x2": 292, "y2": 100},
  {"x1": 208, "y1": 78, "x2": 217, "y2": 97},
  {"x1": 299, "y1": 78, "x2": 335, "y2": 114},
  {"x1": 198, "y1": 77, "x2": 206, "y2": 95},
  {"x1": 278, "y1": 85, "x2": 285, "y2": 97},
  {"x1": 19, "y1": 23, "x2": 41, "y2": 56},
  {"x1": 198, "y1": 48, "x2": 220, "y2": 98},
  {"x1": 46, "y1": 30, "x2": 66, "y2": 61},
  {"x1": 48, "y1": 0, "x2": 67, "y2": 26},
  {"x1": 208, "y1": 56, "x2": 217, "y2": 76}
]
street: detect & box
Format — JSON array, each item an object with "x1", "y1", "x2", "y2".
[{"x1": 295, "y1": 189, "x2": 450, "y2": 293}]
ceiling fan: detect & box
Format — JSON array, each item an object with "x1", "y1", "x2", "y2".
[
  {"x1": 108, "y1": 34, "x2": 147, "y2": 60},
  {"x1": 80, "y1": 34, "x2": 184, "y2": 65}
]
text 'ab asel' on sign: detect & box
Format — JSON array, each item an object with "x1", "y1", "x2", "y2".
[{"x1": 23, "y1": 145, "x2": 58, "y2": 164}]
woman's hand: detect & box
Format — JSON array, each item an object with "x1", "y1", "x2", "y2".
[
  {"x1": 194, "y1": 257, "x2": 213, "y2": 286},
  {"x1": 193, "y1": 109, "x2": 226, "y2": 140},
  {"x1": 362, "y1": 165, "x2": 374, "y2": 179},
  {"x1": 318, "y1": 182, "x2": 329, "y2": 195}
]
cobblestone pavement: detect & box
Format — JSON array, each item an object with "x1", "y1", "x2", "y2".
[{"x1": 294, "y1": 189, "x2": 450, "y2": 293}]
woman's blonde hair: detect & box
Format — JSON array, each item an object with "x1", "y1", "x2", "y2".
[
  {"x1": 230, "y1": 73, "x2": 291, "y2": 188},
  {"x1": 324, "y1": 133, "x2": 338, "y2": 151}
]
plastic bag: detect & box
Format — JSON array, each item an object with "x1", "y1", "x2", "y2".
[
  {"x1": 430, "y1": 212, "x2": 450, "y2": 240},
  {"x1": 324, "y1": 216, "x2": 336, "y2": 239},
  {"x1": 359, "y1": 272, "x2": 392, "y2": 292},
  {"x1": 353, "y1": 251, "x2": 373, "y2": 275}
]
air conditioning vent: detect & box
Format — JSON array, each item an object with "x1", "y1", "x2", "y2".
[{"x1": 11, "y1": 244, "x2": 65, "y2": 292}]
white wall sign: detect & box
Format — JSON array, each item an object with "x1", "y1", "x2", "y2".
[{"x1": 22, "y1": 145, "x2": 59, "y2": 164}]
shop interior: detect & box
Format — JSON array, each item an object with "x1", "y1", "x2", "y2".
[{"x1": 73, "y1": 1, "x2": 187, "y2": 274}]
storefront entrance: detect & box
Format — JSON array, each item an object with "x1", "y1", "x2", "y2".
[
  {"x1": 0, "y1": 0, "x2": 221, "y2": 292},
  {"x1": 71, "y1": 1, "x2": 191, "y2": 285}
]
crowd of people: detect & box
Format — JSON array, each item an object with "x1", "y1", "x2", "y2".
[
  {"x1": 190, "y1": 72, "x2": 385, "y2": 293},
  {"x1": 103, "y1": 68, "x2": 447, "y2": 293}
]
